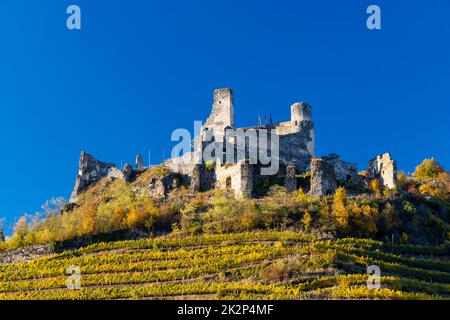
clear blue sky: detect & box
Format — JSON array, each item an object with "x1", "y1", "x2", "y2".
[{"x1": 0, "y1": 0, "x2": 449, "y2": 233}]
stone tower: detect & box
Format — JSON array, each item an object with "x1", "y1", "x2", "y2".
[
  {"x1": 135, "y1": 154, "x2": 144, "y2": 169},
  {"x1": 204, "y1": 88, "x2": 235, "y2": 133},
  {"x1": 290, "y1": 102, "x2": 315, "y2": 157},
  {"x1": 291, "y1": 102, "x2": 312, "y2": 124}
]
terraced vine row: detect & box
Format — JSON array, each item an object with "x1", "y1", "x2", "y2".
[{"x1": 0, "y1": 231, "x2": 448, "y2": 300}]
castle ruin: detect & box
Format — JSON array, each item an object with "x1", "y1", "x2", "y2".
[
  {"x1": 68, "y1": 88, "x2": 398, "y2": 202},
  {"x1": 165, "y1": 88, "x2": 315, "y2": 198}
]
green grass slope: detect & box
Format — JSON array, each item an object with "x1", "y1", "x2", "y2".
[{"x1": 0, "y1": 231, "x2": 448, "y2": 300}]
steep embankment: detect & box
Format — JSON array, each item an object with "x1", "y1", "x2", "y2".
[{"x1": 0, "y1": 231, "x2": 448, "y2": 300}]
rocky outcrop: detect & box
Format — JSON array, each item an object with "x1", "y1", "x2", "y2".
[
  {"x1": 107, "y1": 167, "x2": 125, "y2": 180},
  {"x1": 107, "y1": 164, "x2": 136, "y2": 183},
  {"x1": 310, "y1": 158, "x2": 337, "y2": 197},
  {"x1": 70, "y1": 152, "x2": 115, "y2": 202},
  {"x1": 368, "y1": 153, "x2": 397, "y2": 189},
  {"x1": 0, "y1": 244, "x2": 54, "y2": 265},
  {"x1": 146, "y1": 173, "x2": 182, "y2": 198}
]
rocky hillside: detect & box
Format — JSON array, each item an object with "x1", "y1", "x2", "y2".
[
  {"x1": 1, "y1": 157, "x2": 449, "y2": 252},
  {"x1": 0, "y1": 156, "x2": 448, "y2": 300}
]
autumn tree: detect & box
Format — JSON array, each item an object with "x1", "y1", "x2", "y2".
[
  {"x1": 8, "y1": 216, "x2": 29, "y2": 249},
  {"x1": 418, "y1": 171, "x2": 450, "y2": 201},
  {"x1": 369, "y1": 179, "x2": 382, "y2": 197},
  {"x1": 413, "y1": 158, "x2": 444, "y2": 182},
  {"x1": 413, "y1": 158, "x2": 449, "y2": 201},
  {"x1": 332, "y1": 187, "x2": 349, "y2": 231}
]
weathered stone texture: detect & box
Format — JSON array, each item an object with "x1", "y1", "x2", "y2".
[
  {"x1": 204, "y1": 88, "x2": 235, "y2": 132},
  {"x1": 322, "y1": 153, "x2": 367, "y2": 191},
  {"x1": 322, "y1": 154, "x2": 357, "y2": 183},
  {"x1": 107, "y1": 167, "x2": 125, "y2": 181},
  {"x1": 146, "y1": 173, "x2": 181, "y2": 199},
  {"x1": 122, "y1": 163, "x2": 135, "y2": 182},
  {"x1": 135, "y1": 154, "x2": 144, "y2": 169},
  {"x1": 70, "y1": 152, "x2": 115, "y2": 202},
  {"x1": 215, "y1": 161, "x2": 253, "y2": 199},
  {"x1": 284, "y1": 163, "x2": 297, "y2": 192},
  {"x1": 368, "y1": 153, "x2": 397, "y2": 189},
  {"x1": 240, "y1": 162, "x2": 253, "y2": 199},
  {"x1": 310, "y1": 158, "x2": 338, "y2": 197},
  {"x1": 190, "y1": 164, "x2": 202, "y2": 193},
  {"x1": 0, "y1": 244, "x2": 53, "y2": 265}
]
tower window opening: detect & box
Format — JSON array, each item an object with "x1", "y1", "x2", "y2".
[{"x1": 226, "y1": 177, "x2": 232, "y2": 189}]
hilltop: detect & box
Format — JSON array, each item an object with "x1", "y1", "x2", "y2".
[{"x1": 0, "y1": 157, "x2": 448, "y2": 300}]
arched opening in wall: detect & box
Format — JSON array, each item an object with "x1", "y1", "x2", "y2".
[{"x1": 226, "y1": 177, "x2": 232, "y2": 189}]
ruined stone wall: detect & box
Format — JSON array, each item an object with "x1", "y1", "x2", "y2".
[
  {"x1": 240, "y1": 162, "x2": 253, "y2": 198},
  {"x1": 368, "y1": 153, "x2": 397, "y2": 189},
  {"x1": 284, "y1": 163, "x2": 297, "y2": 192},
  {"x1": 70, "y1": 152, "x2": 115, "y2": 202},
  {"x1": 310, "y1": 158, "x2": 338, "y2": 197},
  {"x1": 190, "y1": 164, "x2": 216, "y2": 193},
  {"x1": 215, "y1": 161, "x2": 253, "y2": 199},
  {"x1": 322, "y1": 154, "x2": 357, "y2": 182},
  {"x1": 108, "y1": 167, "x2": 125, "y2": 180},
  {"x1": 278, "y1": 125, "x2": 314, "y2": 173},
  {"x1": 321, "y1": 154, "x2": 367, "y2": 191},
  {"x1": 221, "y1": 123, "x2": 313, "y2": 174},
  {"x1": 165, "y1": 152, "x2": 197, "y2": 184}
]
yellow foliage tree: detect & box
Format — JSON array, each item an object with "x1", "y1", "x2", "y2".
[
  {"x1": 413, "y1": 158, "x2": 444, "y2": 182},
  {"x1": 347, "y1": 203, "x2": 378, "y2": 236},
  {"x1": 126, "y1": 201, "x2": 159, "y2": 229},
  {"x1": 8, "y1": 216, "x2": 29, "y2": 249},
  {"x1": 369, "y1": 179, "x2": 382, "y2": 197},
  {"x1": 418, "y1": 172, "x2": 450, "y2": 201},
  {"x1": 332, "y1": 187, "x2": 349, "y2": 231}
]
